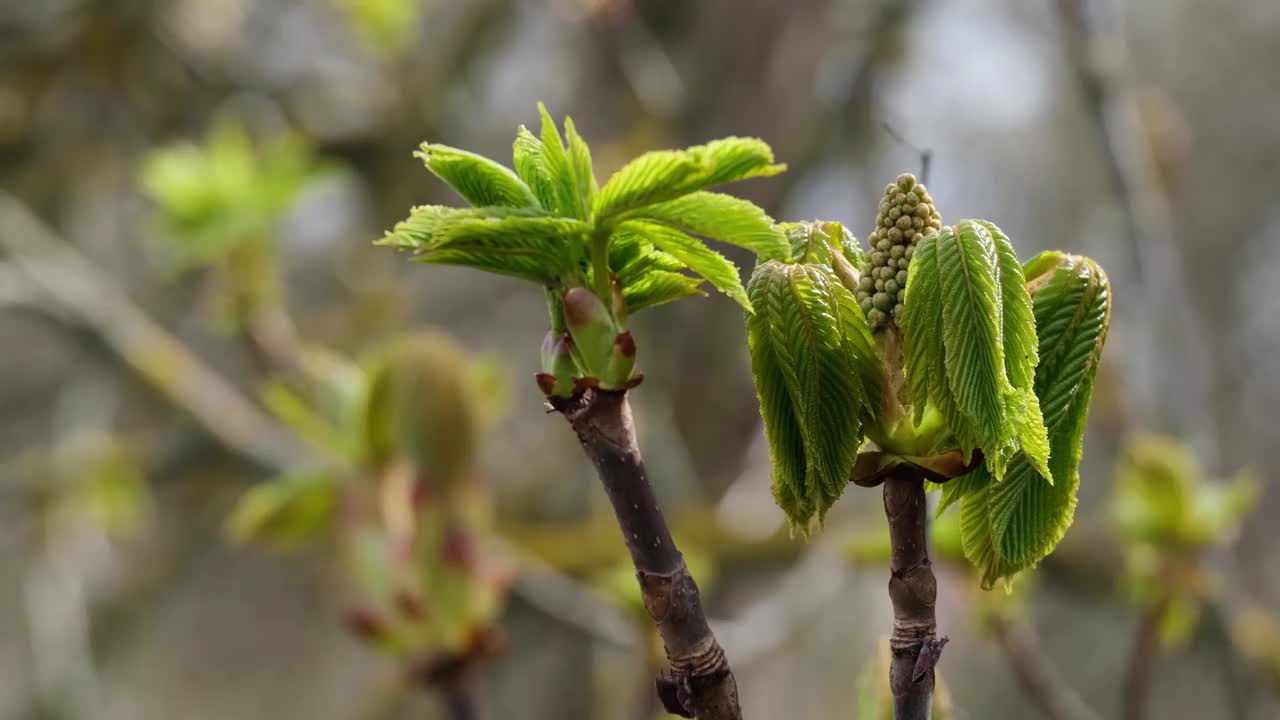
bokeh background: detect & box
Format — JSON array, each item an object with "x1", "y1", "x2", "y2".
[{"x1": 2, "y1": 0, "x2": 1278, "y2": 718}]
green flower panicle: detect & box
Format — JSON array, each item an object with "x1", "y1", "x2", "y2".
[{"x1": 855, "y1": 173, "x2": 942, "y2": 331}]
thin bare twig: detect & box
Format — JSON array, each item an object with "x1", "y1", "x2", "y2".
[
  {"x1": 987, "y1": 615, "x2": 1104, "y2": 720},
  {"x1": 0, "y1": 193, "x2": 308, "y2": 470},
  {"x1": 1123, "y1": 596, "x2": 1169, "y2": 720},
  {"x1": 1054, "y1": 0, "x2": 1215, "y2": 462}
]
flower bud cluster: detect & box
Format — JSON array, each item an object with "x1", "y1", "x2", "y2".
[{"x1": 855, "y1": 173, "x2": 942, "y2": 331}]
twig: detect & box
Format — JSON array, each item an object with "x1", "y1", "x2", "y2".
[
  {"x1": 1123, "y1": 595, "x2": 1169, "y2": 720},
  {"x1": 987, "y1": 615, "x2": 1104, "y2": 720},
  {"x1": 0, "y1": 192, "x2": 308, "y2": 470},
  {"x1": 435, "y1": 665, "x2": 481, "y2": 720},
  {"x1": 715, "y1": 532, "x2": 850, "y2": 668},
  {"x1": 490, "y1": 536, "x2": 638, "y2": 649},
  {"x1": 883, "y1": 466, "x2": 944, "y2": 720},
  {"x1": 880, "y1": 122, "x2": 933, "y2": 186},
  {"x1": 551, "y1": 389, "x2": 740, "y2": 720},
  {"x1": 1054, "y1": 0, "x2": 1215, "y2": 462}
]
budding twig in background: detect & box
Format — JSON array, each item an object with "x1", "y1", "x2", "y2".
[
  {"x1": 379, "y1": 103, "x2": 790, "y2": 719},
  {"x1": 744, "y1": 173, "x2": 1112, "y2": 719}
]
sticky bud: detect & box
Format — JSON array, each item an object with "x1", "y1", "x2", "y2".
[
  {"x1": 603, "y1": 331, "x2": 638, "y2": 388},
  {"x1": 562, "y1": 288, "x2": 616, "y2": 378},
  {"x1": 538, "y1": 331, "x2": 577, "y2": 397}
]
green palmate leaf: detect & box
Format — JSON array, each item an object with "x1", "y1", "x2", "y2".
[
  {"x1": 936, "y1": 221, "x2": 1008, "y2": 456},
  {"x1": 747, "y1": 260, "x2": 881, "y2": 529},
  {"x1": 620, "y1": 270, "x2": 706, "y2": 311},
  {"x1": 379, "y1": 206, "x2": 588, "y2": 284},
  {"x1": 619, "y1": 220, "x2": 751, "y2": 310},
  {"x1": 952, "y1": 252, "x2": 1111, "y2": 586},
  {"x1": 595, "y1": 137, "x2": 784, "y2": 220},
  {"x1": 537, "y1": 103, "x2": 589, "y2": 220},
  {"x1": 414, "y1": 144, "x2": 537, "y2": 208},
  {"x1": 622, "y1": 191, "x2": 790, "y2": 260},
  {"x1": 512, "y1": 126, "x2": 558, "y2": 212}
]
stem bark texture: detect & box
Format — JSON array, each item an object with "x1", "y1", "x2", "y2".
[
  {"x1": 553, "y1": 389, "x2": 741, "y2": 719},
  {"x1": 883, "y1": 467, "x2": 945, "y2": 720}
]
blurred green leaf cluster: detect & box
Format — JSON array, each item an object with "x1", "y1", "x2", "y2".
[
  {"x1": 1111, "y1": 433, "x2": 1260, "y2": 648},
  {"x1": 335, "y1": 0, "x2": 429, "y2": 57},
  {"x1": 142, "y1": 121, "x2": 326, "y2": 270},
  {"x1": 1112, "y1": 433, "x2": 1259, "y2": 550},
  {"x1": 227, "y1": 331, "x2": 511, "y2": 664}
]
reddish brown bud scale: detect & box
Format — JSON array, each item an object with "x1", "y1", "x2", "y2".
[
  {"x1": 344, "y1": 608, "x2": 390, "y2": 642},
  {"x1": 395, "y1": 588, "x2": 429, "y2": 619}
]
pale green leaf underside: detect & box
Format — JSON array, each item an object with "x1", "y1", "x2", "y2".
[
  {"x1": 620, "y1": 220, "x2": 751, "y2": 311},
  {"x1": 595, "y1": 137, "x2": 784, "y2": 220},
  {"x1": 622, "y1": 270, "x2": 706, "y2": 311},
  {"x1": 953, "y1": 253, "x2": 1111, "y2": 586},
  {"x1": 380, "y1": 206, "x2": 588, "y2": 284},
  {"x1": 620, "y1": 191, "x2": 790, "y2": 261},
  {"x1": 415, "y1": 143, "x2": 537, "y2": 209}
]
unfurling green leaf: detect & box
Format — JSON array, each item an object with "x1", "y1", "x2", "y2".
[
  {"x1": 620, "y1": 220, "x2": 751, "y2": 310},
  {"x1": 594, "y1": 137, "x2": 785, "y2": 220},
  {"x1": 563, "y1": 117, "x2": 599, "y2": 215},
  {"x1": 226, "y1": 471, "x2": 339, "y2": 550},
  {"x1": 536, "y1": 103, "x2": 590, "y2": 220},
  {"x1": 621, "y1": 191, "x2": 790, "y2": 261},
  {"x1": 621, "y1": 270, "x2": 706, "y2": 311},
  {"x1": 414, "y1": 144, "x2": 538, "y2": 209},
  {"x1": 937, "y1": 221, "x2": 1007, "y2": 457},
  {"x1": 951, "y1": 252, "x2": 1111, "y2": 587},
  {"x1": 746, "y1": 260, "x2": 881, "y2": 530},
  {"x1": 783, "y1": 221, "x2": 866, "y2": 292},
  {"x1": 900, "y1": 220, "x2": 1047, "y2": 480},
  {"x1": 512, "y1": 126, "x2": 558, "y2": 212},
  {"x1": 378, "y1": 206, "x2": 588, "y2": 284}
]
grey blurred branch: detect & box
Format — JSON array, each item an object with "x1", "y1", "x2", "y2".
[
  {"x1": 986, "y1": 615, "x2": 1104, "y2": 720},
  {"x1": 1123, "y1": 595, "x2": 1169, "y2": 720},
  {"x1": 1054, "y1": 0, "x2": 1214, "y2": 459},
  {"x1": 0, "y1": 192, "x2": 643, "y2": 670},
  {"x1": 0, "y1": 192, "x2": 308, "y2": 470}
]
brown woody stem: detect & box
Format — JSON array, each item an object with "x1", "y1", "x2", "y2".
[
  {"x1": 883, "y1": 466, "x2": 945, "y2": 720},
  {"x1": 1123, "y1": 595, "x2": 1169, "y2": 720},
  {"x1": 551, "y1": 389, "x2": 741, "y2": 720}
]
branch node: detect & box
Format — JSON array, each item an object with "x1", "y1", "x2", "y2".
[{"x1": 912, "y1": 636, "x2": 949, "y2": 683}]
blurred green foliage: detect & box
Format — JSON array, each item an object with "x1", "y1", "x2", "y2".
[
  {"x1": 142, "y1": 121, "x2": 327, "y2": 271},
  {"x1": 1111, "y1": 433, "x2": 1261, "y2": 648}
]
